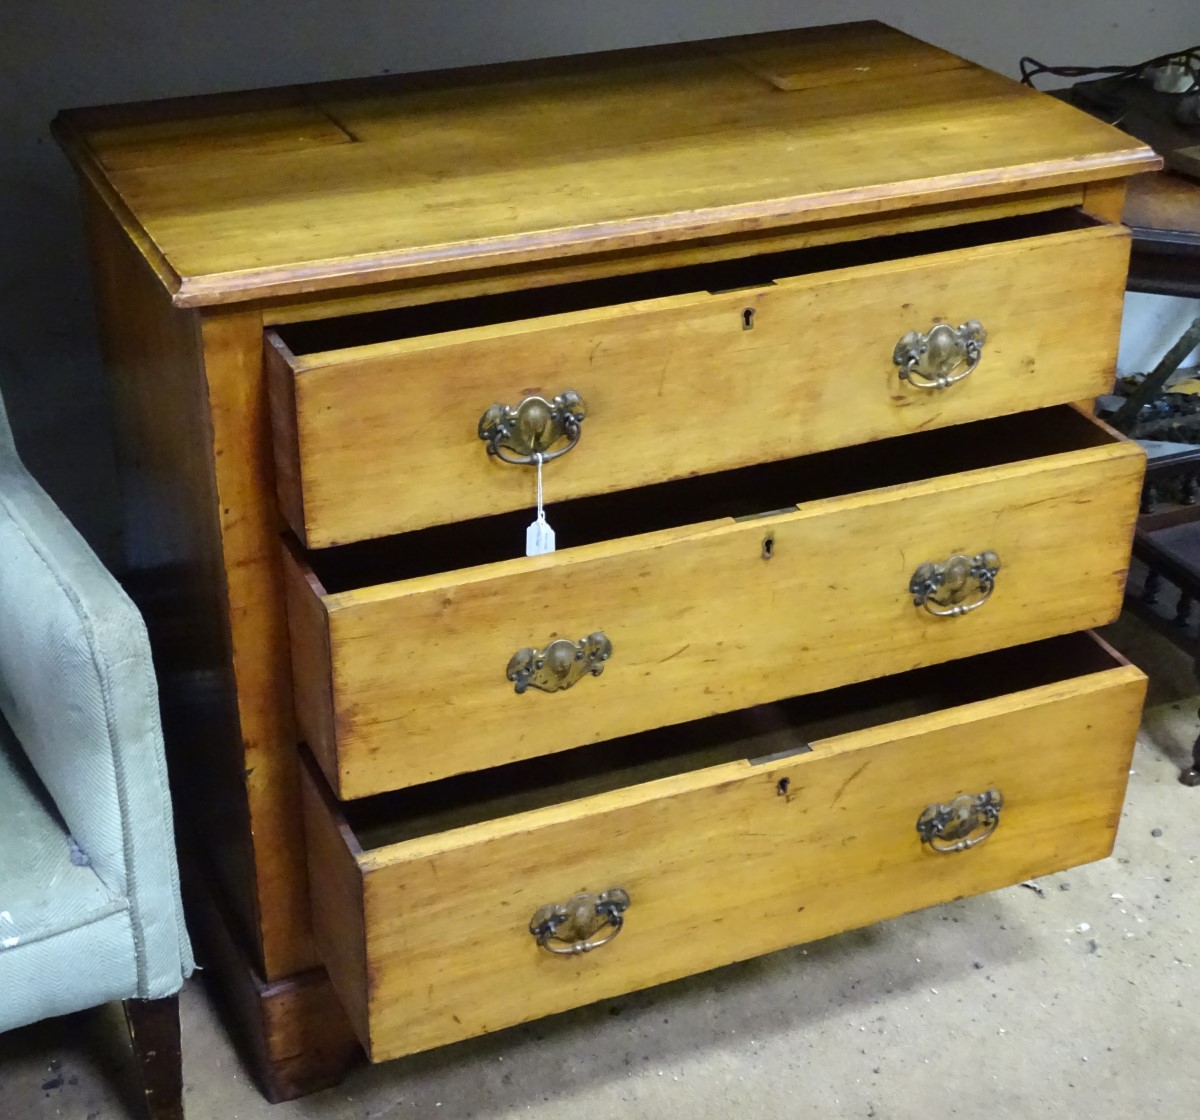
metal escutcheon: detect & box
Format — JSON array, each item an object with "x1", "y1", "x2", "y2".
[
  {"x1": 917, "y1": 789, "x2": 1003, "y2": 853},
  {"x1": 910, "y1": 550, "x2": 1001, "y2": 617},
  {"x1": 507, "y1": 632, "x2": 613, "y2": 694},
  {"x1": 478, "y1": 391, "x2": 587, "y2": 466},
  {"x1": 894, "y1": 320, "x2": 987, "y2": 390},
  {"x1": 530, "y1": 888, "x2": 631, "y2": 955}
]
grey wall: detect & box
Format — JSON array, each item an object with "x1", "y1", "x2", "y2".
[{"x1": 5, "y1": 1, "x2": 1199, "y2": 555}]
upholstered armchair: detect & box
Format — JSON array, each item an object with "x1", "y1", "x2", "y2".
[{"x1": 0, "y1": 387, "x2": 193, "y2": 1119}]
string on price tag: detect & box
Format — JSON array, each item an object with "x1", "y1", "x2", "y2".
[{"x1": 525, "y1": 452, "x2": 556, "y2": 556}]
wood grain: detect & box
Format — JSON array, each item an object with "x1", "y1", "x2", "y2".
[
  {"x1": 88, "y1": 105, "x2": 353, "y2": 171},
  {"x1": 122, "y1": 995, "x2": 184, "y2": 1120},
  {"x1": 286, "y1": 416, "x2": 1144, "y2": 798},
  {"x1": 299, "y1": 752, "x2": 370, "y2": 1048},
  {"x1": 54, "y1": 24, "x2": 1158, "y2": 307},
  {"x1": 282, "y1": 538, "x2": 337, "y2": 785},
  {"x1": 1124, "y1": 169, "x2": 1200, "y2": 237},
  {"x1": 61, "y1": 21, "x2": 1154, "y2": 1087},
  {"x1": 265, "y1": 333, "x2": 307, "y2": 540},
  {"x1": 182, "y1": 855, "x2": 360, "y2": 1102},
  {"x1": 272, "y1": 222, "x2": 1132, "y2": 546},
  {"x1": 303, "y1": 651, "x2": 1145, "y2": 1060},
  {"x1": 1082, "y1": 181, "x2": 1130, "y2": 224},
  {"x1": 257, "y1": 186, "x2": 1088, "y2": 327},
  {"x1": 80, "y1": 180, "x2": 319, "y2": 987},
  {"x1": 726, "y1": 22, "x2": 970, "y2": 91},
  {"x1": 199, "y1": 309, "x2": 316, "y2": 977},
  {"x1": 80, "y1": 189, "x2": 272, "y2": 964}
]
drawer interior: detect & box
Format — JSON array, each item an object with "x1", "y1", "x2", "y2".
[
  {"x1": 340, "y1": 631, "x2": 1126, "y2": 851},
  {"x1": 274, "y1": 209, "x2": 1103, "y2": 356},
  {"x1": 302, "y1": 404, "x2": 1120, "y2": 592}
]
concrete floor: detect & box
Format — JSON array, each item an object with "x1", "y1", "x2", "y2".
[{"x1": 3, "y1": 615, "x2": 1199, "y2": 1120}]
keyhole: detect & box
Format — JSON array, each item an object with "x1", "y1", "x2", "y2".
[
  {"x1": 762, "y1": 532, "x2": 775, "y2": 560},
  {"x1": 742, "y1": 307, "x2": 756, "y2": 330},
  {"x1": 777, "y1": 777, "x2": 790, "y2": 796}
]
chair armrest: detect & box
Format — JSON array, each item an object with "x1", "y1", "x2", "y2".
[{"x1": 0, "y1": 398, "x2": 193, "y2": 996}]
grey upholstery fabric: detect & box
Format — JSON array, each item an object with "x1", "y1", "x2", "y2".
[
  {"x1": 0, "y1": 716, "x2": 123, "y2": 947},
  {"x1": 0, "y1": 387, "x2": 192, "y2": 1030},
  {"x1": 0, "y1": 715, "x2": 139, "y2": 1031}
]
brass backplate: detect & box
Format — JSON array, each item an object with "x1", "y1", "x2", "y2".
[{"x1": 507, "y1": 632, "x2": 613, "y2": 694}]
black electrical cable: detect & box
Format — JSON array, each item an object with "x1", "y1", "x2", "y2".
[{"x1": 1018, "y1": 43, "x2": 1200, "y2": 95}]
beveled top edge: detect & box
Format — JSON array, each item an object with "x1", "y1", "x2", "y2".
[{"x1": 56, "y1": 22, "x2": 1161, "y2": 308}]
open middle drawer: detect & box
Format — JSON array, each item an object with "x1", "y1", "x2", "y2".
[
  {"x1": 284, "y1": 405, "x2": 1143, "y2": 799},
  {"x1": 302, "y1": 631, "x2": 1145, "y2": 1061}
]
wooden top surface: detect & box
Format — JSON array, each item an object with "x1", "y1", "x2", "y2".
[
  {"x1": 55, "y1": 22, "x2": 1158, "y2": 308},
  {"x1": 1124, "y1": 170, "x2": 1200, "y2": 242}
]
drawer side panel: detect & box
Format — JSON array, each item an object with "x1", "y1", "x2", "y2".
[
  {"x1": 283, "y1": 543, "x2": 340, "y2": 788},
  {"x1": 300, "y1": 757, "x2": 372, "y2": 1051}
]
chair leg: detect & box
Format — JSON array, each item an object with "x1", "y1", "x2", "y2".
[
  {"x1": 1182, "y1": 716, "x2": 1200, "y2": 787},
  {"x1": 123, "y1": 995, "x2": 184, "y2": 1120}
]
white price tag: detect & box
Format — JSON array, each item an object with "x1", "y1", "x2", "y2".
[
  {"x1": 525, "y1": 453, "x2": 557, "y2": 556},
  {"x1": 526, "y1": 513, "x2": 556, "y2": 556}
]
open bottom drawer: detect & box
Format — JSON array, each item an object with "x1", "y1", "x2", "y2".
[{"x1": 302, "y1": 631, "x2": 1145, "y2": 1062}]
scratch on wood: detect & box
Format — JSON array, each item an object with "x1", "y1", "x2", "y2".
[{"x1": 831, "y1": 760, "x2": 871, "y2": 807}]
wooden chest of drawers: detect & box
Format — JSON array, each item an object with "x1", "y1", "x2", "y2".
[{"x1": 56, "y1": 22, "x2": 1160, "y2": 1099}]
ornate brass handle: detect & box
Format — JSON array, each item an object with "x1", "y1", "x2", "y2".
[
  {"x1": 507, "y1": 632, "x2": 613, "y2": 694},
  {"x1": 894, "y1": 321, "x2": 987, "y2": 390},
  {"x1": 530, "y1": 888, "x2": 631, "y2": 955},
  {"x1": 917, "y1": 789, "x2": 1003, "y2": 853},
  {"x1": 478, "y1": 391, "x2": 587, "y2": 465},
  {"x1": 910, "y1": 551, "x2": 1000, "y2": 617}
]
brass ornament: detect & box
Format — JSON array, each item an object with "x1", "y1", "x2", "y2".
[
  {"x1": 917, "y1": 789, "x2": 1003, "y2": 853},
  {"x1": 910, "y1": 550, "x2": 1001, "y2": 617},
  {"x1": 507, "y1": 632, "x2": 613, "y2": 694},
  {"x1": 529, "y1": 888, "x2": 631, "y2": 955},
  {"x1": 478, "y1": 391, "x2": 587, "y2": 465},
  {"x1": 894, "y1": 320, "x2": 987, "y2": 390}
]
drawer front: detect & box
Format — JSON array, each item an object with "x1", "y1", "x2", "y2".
[
  {"x1": 286, "y1": 424, "x2": 1144, "y2": 798},
  {"x1": 302, "y1": 650, "x2": 1145, "y2": 1061},
  {"x1": 269, "y1": 223, "x2": 1130, "y2": 547}
]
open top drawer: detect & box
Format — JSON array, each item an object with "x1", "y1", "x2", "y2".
[
  {"x1": 268, "y1": 210, "x2": 1130, "y2": 547},
  {"x1": 302, "y1": 630, "x2": 1146, "y2": 1061}
]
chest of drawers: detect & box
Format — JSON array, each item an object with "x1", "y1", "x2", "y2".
[{"x1": 56, "y1": 22, "x2": 1159, "y2": 1099}]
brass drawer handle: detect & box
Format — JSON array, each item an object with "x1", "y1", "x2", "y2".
[
  {"x1": 478, "y1": 391, "x2": 587, "y2": 466},
  {"x1": 917, "y1": 789, "x2": 1003, "y2": 853},
  {"x1": 507, "y1": 632, "x2": 612, "y2": 694},
  {"x1": 894, "y1": 321, "x2": 987, "y2": 390},
  {"x1": 910, "y1": 551, "x2": 1000, "y2": 617},
  {"x1": 530, "y1": 888, "x2": 630, "y2": 956}
]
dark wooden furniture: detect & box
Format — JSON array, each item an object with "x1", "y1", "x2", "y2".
[
  {"x1": 123, "y1": 997, "x2": 184, "y2": 1120},
  {"x1": 1126, "y1": 445, "x2": 1200, "y2": 785},
  {"x1": 1126, "y1": 170, "x2": 1200, "y2": 298},
  {"x1": 1120, "y1": 171, "x2": 1200, "y2": 785}
]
